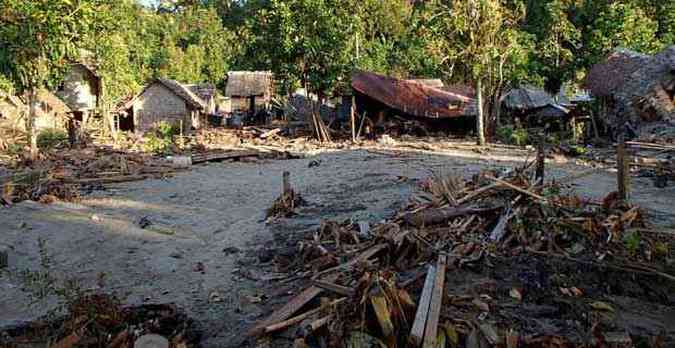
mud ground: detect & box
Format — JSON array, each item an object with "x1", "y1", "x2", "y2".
[{"x1": 1, "y1": 143, "x2": 674, "y2": 347}]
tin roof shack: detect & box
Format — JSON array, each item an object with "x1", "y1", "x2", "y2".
[
  {"x1": 585, "y1": 46, "x2": 675, "y2": 126},
  {"x1": 116, "y1": 79, "x2": 206, "y2": 133},
  {"x1": 351, "y1": 71, "x2": 477, "y2": 134},
  {"x1": 225, "y1": 71, "x2": 274, "y2": 118},
  {"x1": 56, "y1": 62, "x2": 101, "y2": 124}
]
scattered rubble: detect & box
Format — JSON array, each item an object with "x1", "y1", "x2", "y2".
[{"x1": 250, "y1": 160, "x2": 675, "y2": 347}]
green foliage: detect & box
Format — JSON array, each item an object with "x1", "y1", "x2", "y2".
[
  {"x1": 496, "y1": 125, "x2": 529, "y2": 146},
  {"x1": 142, "y1": 121, "x2": 178, "y2": 155},
  {"x1": 37, "y1": 129, "x2": 68, "y2": 150},
  {"x1": 0, "y1": 75, "x2": 14, "y2": 94},
  {"x1": 622, "y1": 231, "x2": 641, "y2": 255}
]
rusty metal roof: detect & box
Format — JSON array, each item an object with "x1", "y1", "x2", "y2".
[{"x1": 352, "y1": 71, "x2": 476, "y2": 118}]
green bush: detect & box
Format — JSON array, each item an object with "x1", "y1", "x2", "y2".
[
  {"x1": 37, "y1": 129, "x2": 68, "y2": 150},
  {"x1": 155, "y1": 121, "x2": 180, "y2": 140},
  {"x1": 142, "y1": 133, "x2": 171, "y2": 155},
  {"x1": 496, "y1": 125, "x2": 529, "y2": 146}
]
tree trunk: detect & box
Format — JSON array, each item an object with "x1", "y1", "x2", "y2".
[
  {"x1": 476, "y1": 79, "x2": 485, "y2": 146},
  {"x1": 28, "y1": 88, "x2": 38, "y2": 161}
]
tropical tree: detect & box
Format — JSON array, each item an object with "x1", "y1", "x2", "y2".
[
  {"x1": 0, "y1": 0, "x2": 113, "y2": 159},
  {"x1": 431, "y1": 0, "x2": 527, "y2": 145}
]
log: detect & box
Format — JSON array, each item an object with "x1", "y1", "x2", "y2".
[
  {"x1": 409, "y1": 265, "x2": 436, "y2": 347},
  {"x1": 191, "y1": 150, "x2": 259, "y2": 164},
  {"x1": 617, "y1": 135, "x2": 630, "y2": 202},
  {"x1": 423, "y1": 254, "x2": 447, "y2": 348}
]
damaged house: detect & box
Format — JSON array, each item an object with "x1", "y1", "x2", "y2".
[
  {"x1": 225, "y1": 71, "x2": 274, "y2": 115},
  {"x1": 501, "y1": 86, "x2": 571, "y2": 127},
  {"x1": 584, "y1": 46, "x2": 675, "y2": 125},
  {"x1": 115, "y1": 79, "x2": 207, "y2": 133},
  {"x1": 350, "y1": 71, "x2": 476, "y2": 132},
  {"x1": 55, "y1": 61, "x2": 101, "y2": 124}
]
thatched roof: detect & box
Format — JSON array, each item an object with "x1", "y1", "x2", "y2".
[
  {"x1": 116, "y1": 79, "x2": 207, "y2": 112},
  {"x1": 584, "y1": 49, "x2": 650, "y2": 98},
  {"x1": 502, "y1": 86, "x2": 554, "y2": 110},
  {"x1": 187, "y1": 83, "x2": 216, "y2": 102},
  {"x1": 352, "y1": 71, "x2": 477, "y2": 118},
  {"x1": 225, "y1": 71, "x2": 273, "y2": 97},
  {"x1": 35, "y1": 89, "x2": 71, "y2": 115},
  {"x1": 157, "y1": 79, "x2": 206, "y2": 109},
  {"x1": 585, "y1": 46, "x2": 675, "y2": 122},
  {"x1": 0, "y1": 90, "x2": 25, "y2": 108}
]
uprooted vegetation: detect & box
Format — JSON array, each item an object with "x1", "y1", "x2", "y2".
[{"x1": 250, "y1": 161, "x2": 675, "y2": 347}]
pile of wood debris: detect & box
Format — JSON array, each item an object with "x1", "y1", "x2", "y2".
[
  {"x1": 250, "y1": 162, "x2": 675, "y2": 347},
  {"x1": 0, "y1": 295, "x2": 200, "y2": 347}
]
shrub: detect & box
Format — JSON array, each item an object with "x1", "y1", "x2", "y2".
[
  {"x1": 497, "y1": 125, "x2": 529, "y2": 146},
  {"x1": 37, "y1": 129, "x2": 68, "y2": 150},
  {"x1": 142, "y1": 133, "x2": 171, "y2": 155}
]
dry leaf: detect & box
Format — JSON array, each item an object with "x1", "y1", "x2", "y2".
[{"x1": 590, "y1": 301, "x2": 614, "y2": 312}]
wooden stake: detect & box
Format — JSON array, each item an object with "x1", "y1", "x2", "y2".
[
  {"x1": 409, "y1": 265, "x2": 436, "y2": 347},
  {"x1": 423, "y1": 254, "x2": 447, "y2": 348},
  {"x1": 351, "y1": 95, "x2": 356, "y2": 142},
  {"x1": 535, "y1": 134, "x2": 545, "y2": 185},
  {"x1": 617, "y1": 133, "x2": 630, "y2": 202},
  {"x1": 282, "y1": 171, "x2": 291, "y2": 196}
]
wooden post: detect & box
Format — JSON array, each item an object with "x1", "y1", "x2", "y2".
[
  {"x1": 350, "y1": 95, "x2": 356, "y2": 142},
  {"x1": 282, "y1": 171, "x2": 291, "y2": 197},
  {"x1": 28, "y1": 88, "x2": 38, "y2": 161},
  {"x1": 536, "y1": 134, "x2": 545, "y2": 185},
  {"x1": 617, "y1": 132, "x2": 630, "y2": 202}
]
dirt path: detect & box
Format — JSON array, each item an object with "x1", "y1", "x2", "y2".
[{"x1": 1, "y1": 144, "x2": 674, "y2": 346}]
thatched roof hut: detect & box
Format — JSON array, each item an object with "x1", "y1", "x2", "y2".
[
  {"x1": 584, "y1": 46, "x2": 675, "y2": 122},
  {"x1": 225, "y1": 71, "x2": 273, "y2": 98},
  {"x1": 502, "y1": 86, "x2": 554, "y2": 111}
]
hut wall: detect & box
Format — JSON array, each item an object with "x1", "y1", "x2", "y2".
[
  {"x1": 133, "y1": 83, "x2": 190, "y2": 132},
  {"x1": 230, "y1": 95, "x2": 269, "y2": 113},
  {"x1": 57, "y1": 64, "x2": 99, "y2": 112}
]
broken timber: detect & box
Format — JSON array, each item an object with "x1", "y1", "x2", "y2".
[
  {"x1": 409, "y1": 265, "x2": 436, "y2": 346},
  {"x1": 247, "y1": 286, "x2": 323, "y2": 337},
  {"x1": 191, "y1": 150, "x2": 259, "y2": 164},
  {"x1": 423, "y1": 254, "x2": 447, "y2": 348}
]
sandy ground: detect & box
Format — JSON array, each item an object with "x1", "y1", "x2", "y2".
[{"x1": 1, "y1": 143, "x2": 674, "y2": 347}]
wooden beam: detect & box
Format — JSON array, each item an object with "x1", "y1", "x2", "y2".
[
  {"x1": 617, "y1": 133, "x2": 630, "y2": 202},
  {"x1": 423, "y1": 254, "x2": 447, "y2": 348},
  {"x1": 248, "y1": 286, "x2": 323, "y2": 337},
  {"x1": 264, "y1": 298, "x2": 346, "y2": 334},
  {"x1": 409, "y1": 265, "x2": 436, "y2": 347}
]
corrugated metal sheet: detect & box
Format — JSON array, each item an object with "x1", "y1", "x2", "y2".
[{"x1": 352, "y1": 71, "x2": 477, "y2": 118}]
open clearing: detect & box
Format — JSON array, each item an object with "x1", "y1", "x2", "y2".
[{"x1": 1, "y1": 143, "x2": 674, "y2": 347}]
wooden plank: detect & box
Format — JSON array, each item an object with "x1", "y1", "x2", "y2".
[
  {"x1": 247, "y1": 286, "x2": 323, "y2": 337},
  {"x1": 409, "y1": 265, "x2": 436, "y2": 347},
  {"x1": 264, "y1": 298, "x2": 346, "y2": 334},
  {"x1": 370, "y1": 285, "x2": 394, "y2": 338},
  {"x1": 423, "y1": 254, "x2": 447, "y2": 348}
]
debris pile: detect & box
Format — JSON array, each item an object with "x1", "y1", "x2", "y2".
[
  {"x1": 0, "y1": 296, "x2": 200, "y2": 347},
  {"x1": 1, "y1": 147, "x2": 179, "y2": 205},
  {"x1": 250, "y1": 163, "x2": 675, "y2": 346},
  {"x1": 267, "y1": 171, "x2": 305, "y2": 218}
]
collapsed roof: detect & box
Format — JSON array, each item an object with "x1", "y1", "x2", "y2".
[{"x1": 352, "y1": 71, "x2": 477, "y2": 118}]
